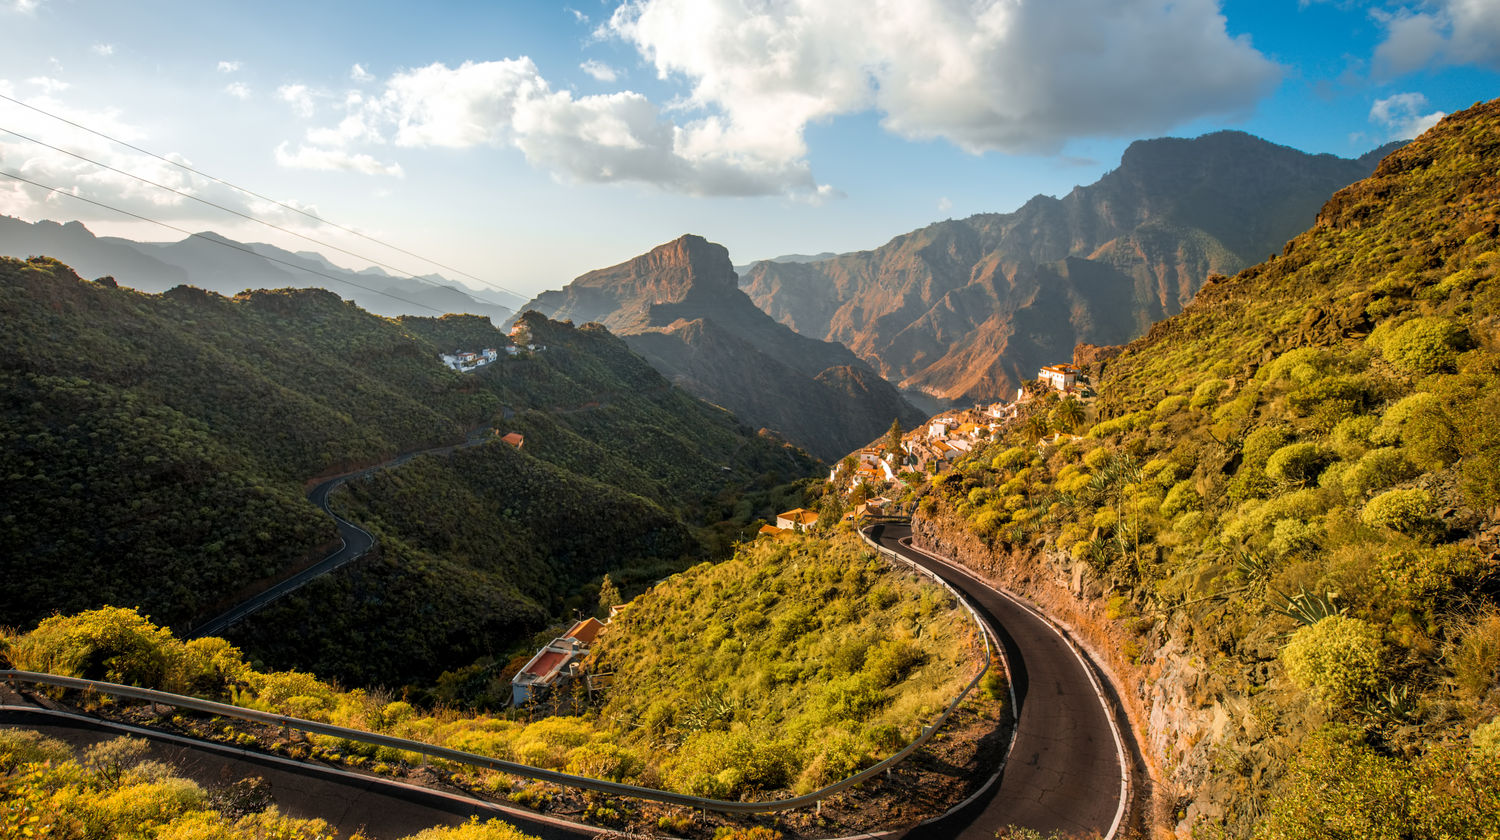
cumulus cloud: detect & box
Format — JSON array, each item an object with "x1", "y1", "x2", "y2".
[
  {"x1": 608, "y1": 0, "x2": 1281, "y2": 158},
  {"x1": 277, "y1": 83, "x2": 316, "y2": 118},
  {"x1": 275, "y1": 142, "x2": 404, "y2": 177},
  {"x1": 1370, "y1": 92, "x2": 1445, "y2": 139},
  {"x1": 287, "y1": 58, "x2": 821, "y2": 195},
  {"x1": 580, "y1": 59, "x2": 619, "y2": 83},
  {"x1": 91, "y1": 44, "x2": 113, "y2": 57},
  {"x1": 217, "y1": 60, "x2": 241, "y2": 74},
  {"x1": 9, "y1": 0, "x2": 42, "y2": 13},
  {"x1": 1373, "y1": 1, "x2": 1500, "y2": 74},
  {"x1": 224, "y1": 82, "x2": 251, "y2": 100},
  {"x1": 350, "y1": 63, "x2": 374, "y2": 82}
]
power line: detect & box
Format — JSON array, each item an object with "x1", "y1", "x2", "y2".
[
  {"x1": 0, "y1": 90, "x2": 529, "y2": 303},
  {"x1": 0, "y1": 123, "x2": 518, "y2": 309},
  {"x1": 0, "y1": 167, "x2": 453, "y2": 315}
]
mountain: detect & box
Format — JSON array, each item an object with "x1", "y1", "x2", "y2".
[
  {"x1": 733, "y1": 251, "x2": 840, "y2": 273},
  {"x1": 0, "y1": 216, "x2": 517, "y2": 322},
  {"x1": 520, "y1": 234, "x2": 925, "y2": 460},
  {"x1": 0, "y1": 259, "x2": 816, "y2": 684},
  {"x1": 743, "y1": 131, "x2": 1406, "y2": 404},
  {"x1": 911, "y1": 101, "x2": 1500, "y2": 836}
]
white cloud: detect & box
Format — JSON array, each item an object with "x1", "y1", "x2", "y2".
[
  {"x1": 9, "y1": 0, "x2": 42, "y2": 13},
  {"x1": 1373, "y1": 1, "x2": 1500, "y2": 74},
  {"x1": 275, "y1": 142, "x2": 404, "y2": 177},
  {"x1": 336, "y1": 58, "x2": 822, "y2": 196},
  {"x1": 217, "y1": 60, "x2": 241, "y2": 74},
  {"x1": 937, "y1": 196, "x2": 952, "y2": 213},
  {"x1": 1370, "y1": 92, "x2": 1445, "y2": 139},
  {"x1": 224, "y1": 82, "x2": 251, "y2": 100},
  {"x1": 568, "y1": 6, "x2": 589, "y2": 23},
  {"x1": 27, "y1": 76, "x2": 69, "y2": 95},
  {"x1": 608, "y1": 0, "x2": 1281, "y2": 158},
  {"x1": 580, "y1": 59, "x2": 619, "y2": 83},
  {"x1": 350, "y1": 63, "x2": 374, "y2": 83},
  {"x1": 277, "y1": 83, "x2": 316, "y2": 118},
  {"x1": 91, "y1": 44, "x2": 113, "y2": 57}
]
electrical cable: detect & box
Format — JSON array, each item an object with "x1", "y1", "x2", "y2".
[
  {"x1": 0, "y1": 90, "x2": 528, "y2": 303},
  {"x1": 0, "y1": 167, "x2": 454, "y2": 314}
]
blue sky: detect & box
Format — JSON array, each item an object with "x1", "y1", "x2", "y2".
[{"x1": 0, "y1": 0, "x2": 1496, "y2": 303}]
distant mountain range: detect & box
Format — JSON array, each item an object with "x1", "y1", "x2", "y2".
[
  {"x1": 0, "y1": 216, "x2": 523, "y2": 322},
  {"x1": 520, "y1": 234, "x2": 925, "y2": 460},
  {"x1": 742, "y1": 131, "x2": 1406, "y2": 405}
]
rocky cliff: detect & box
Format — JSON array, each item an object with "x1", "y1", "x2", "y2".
[
  {"x1": 744, "y1": 132, "x2": 1403, "y2": 404},
  {"x1": 522, "y1": 235, "x2": 925, "y2": 460}
]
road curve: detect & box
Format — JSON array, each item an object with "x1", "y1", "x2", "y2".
[
  {"x1": 872, "y1": 523, "x2": 1128, "y2": 840},
  {"x1": 0, "y1": 706, "x2": 597, "y2": 840},
  {"x1": 189, "y1": 431, "x2": 494, "y2": 639}
]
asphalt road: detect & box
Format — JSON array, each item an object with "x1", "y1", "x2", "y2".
[
  {"x1": 871, "y1": 523, "x2": 1128, "y2": 840},
  {"x1": 188, "y1": 431, "x2": 494, "y2": 639},
  {"x1": 0, "y1": 707, "x2": 597, "y2": 840}
]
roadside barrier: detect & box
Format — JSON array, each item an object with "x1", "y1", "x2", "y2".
[{"x1": 1, "y1": 553, "x2": 992, "y2": 815}]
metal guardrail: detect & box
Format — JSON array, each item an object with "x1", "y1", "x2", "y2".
[{"x1": 2, "y1": 566, "x2": 991, "y2": 816}]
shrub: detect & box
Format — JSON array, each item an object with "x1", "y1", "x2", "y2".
[
  {"x1": 403, "y1": 817, "x2": 539, "y2": 840},
  {"x1": 1370, "y1": 316, "x2": 1468, "y2": 376},
  {"x1": 1160, "y1": 481, "x2": 1201, "y2": 518},
  {"x1": 1281, "y1": 615, "x2": 1386, "y2": 711},
  {"x1": 7, "y1": 607, "x2": 183, "y2": 688},
  {"x1": 1265, "y1": 442, "x2": 1330, "y2": 484},
  {"x1": 1190, "y1": 378, "x2": 1229, "y2": 409},
  {"x1": 1360, "y1": 488, "x2": 1439, "y2": 535},
  {"x1": 1342, "y1": 447, "x2": 1418, "y2": 500}
]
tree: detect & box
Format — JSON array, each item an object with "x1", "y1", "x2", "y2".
[
  {"x1": 1056, "y1": 398, "x2": 1085, "y2": 433},
  {"x1": 883, "y1": 419, "x2": 904, "y2": 460},
  {"x1": 598, "y1": 574, "x2": 622, "y2": 616}
]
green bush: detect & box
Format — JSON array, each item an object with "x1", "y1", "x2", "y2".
[
  {"x1": 1360, "y1": 488, "x2": 1439, "y2": 535},
  {"x1": 1281, "y1": 615, "x2": 1386, "y2": 711},
  {"x1": 1370, "y1": 315, "x2": 1468, "y2": 376},
  {"x1": 1342, "y1": 447, "x2": 1418, "y2": 500},
  {"x1": 1160, "y1": 481, "x2": 1202, "y2": 518},
  {"x1": 1265, "y1": 442, "x2": 1330, "y2": 484}
]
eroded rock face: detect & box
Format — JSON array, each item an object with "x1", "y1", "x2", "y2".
[
  {"x1": 744, "y1": 133, "x2": 1401, "y2": 403},
  {"x1": 520, "y1": 234, "x2": 924, "y2": 460}
]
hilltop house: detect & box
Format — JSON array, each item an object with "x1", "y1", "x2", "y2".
[
  {"x1": 441, "y1": 348, "x2": 499, "y2": 373},
  {"x1": 1038, "y1": 363, "x2": 1081, "y2": 393},
  {"x1": 511, "y1": 617, "x2": 608, "y2": 706},
  {"x1": 774, "y1": 507, "x2": 820, "y2": 531}
]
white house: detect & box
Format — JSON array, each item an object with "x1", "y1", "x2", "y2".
[{"x1": 1038, "y1": 364, "x2": 1080, "y2": 392}]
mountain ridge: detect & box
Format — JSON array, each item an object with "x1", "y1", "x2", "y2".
[
  {"x1": 521, "y1": 234, "x2": 925, "y2": 460},
  {"x1": 743, "y1": 130, "x2": 1406, "y2": 404}
]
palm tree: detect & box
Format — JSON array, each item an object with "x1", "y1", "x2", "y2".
[{"x1": 1057, "y1": 397, "x2": 1085, "y2": 432}]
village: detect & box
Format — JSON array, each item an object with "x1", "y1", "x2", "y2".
[{"x1": 504, "y1": 361, "x2": 1091, "y2": 711}]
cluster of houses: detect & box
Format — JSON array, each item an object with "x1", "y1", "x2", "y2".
[
  {"x1": 825, "y1": 362, "x2": 1093, "y2": 494},
  {"x1": 440, "y1": 348, "x2": 499, "y2": 372}
]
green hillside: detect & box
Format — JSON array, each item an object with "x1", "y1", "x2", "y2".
[
  {"x1": 915, "y1": 99, "x2": 1500, "y2": 836},
  {"x1": 0, "y1": 261, "x2": 816, "y2": 684}
]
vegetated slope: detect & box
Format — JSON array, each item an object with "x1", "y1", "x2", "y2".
[
  {"x1": 743, "y1": 131, "x2": 1401, "y2": 404},
  {"x1": 913, "y1": 101, "x2": 1500, "y2": 836},
  {"x1": 3, "y1": 526, "x2": 982, "y2": 810},
  {"x1": 0, "y1": 215, "x2": 519, "y2": 321},
  {"x1": 0, "y1": 261, "x2": 815, "y2": 683},
  {"x1": 0, "y1": 727, "x2": 537, "y2": 840},
  {"x1": 586, "y1": 532, "x2": 983, "y2": 799},
  {"x1": 521, "y1": 235, "x2": 925, "y2": 460}
]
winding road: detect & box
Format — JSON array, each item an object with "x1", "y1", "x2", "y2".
[
  {"x1": 188, "y1": 430, "x2": 495, "y2": 639},
  {"x1": 12, "y1": 520, "x2": 1135, "y2": 839},
  {"x1": 871, "y1": 523, "x2": 1130, "y2": 840}
]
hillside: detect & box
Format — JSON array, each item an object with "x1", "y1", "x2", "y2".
[
  {"x1": 520, "y1": 235, "x2": 925, "y2": 460},
  {"x1": 0, "y1": 216, "x2": 518, "y2": 322},
  {"x1": 2, "y1": 529, "x2": 987, "y2": 832},
  {"x1": 910, "y1": 101, "x2": 1500, "y2": 835},
  {"x1": 0, "y1": 261, "x2": 816, "y2": 684},
  {"x1": 743, "y1": 131, "x2": 1401, "y2": 404}
]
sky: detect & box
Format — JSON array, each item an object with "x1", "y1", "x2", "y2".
[{"x1": 0, "y1": 0, "x2": 1497, "y2": 304}]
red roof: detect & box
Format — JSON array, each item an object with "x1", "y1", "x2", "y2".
[
  {"x1": 565, "y1": 617, "x2": 606, "y2": 645},
  {"x1": 501, "y1": 432, "x2": 525, "y2": 447},
  {"x1": 522, "y1": 649, "x2": 568, "y2": 678}
]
